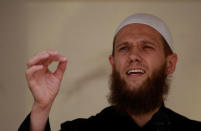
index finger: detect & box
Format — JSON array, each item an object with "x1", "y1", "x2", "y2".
[{"x1": 27, "y1": 50, "x2": 57, "y2": 68}]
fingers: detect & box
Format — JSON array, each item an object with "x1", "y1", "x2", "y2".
[
  {"x1": 25, "y1": 65, "x2": 44, "y2": 81},
  {"x1": 27, "y1": 50, "x2": 66, "y2": 68},
  {"x1": 54, "y1": 57, "x2": 67, "y2": 80},
  {"x1": 27, "y1": 51, "x2": 50, "y2": 68}
]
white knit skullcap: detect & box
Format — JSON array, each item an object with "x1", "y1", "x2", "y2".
[{"x1": 114, "y1": 13, "x2": 173, "y2": 51}]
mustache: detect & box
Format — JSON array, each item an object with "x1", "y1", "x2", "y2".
[{"x1": 125, "y1": 62, "x2": 147, "y2": 70}]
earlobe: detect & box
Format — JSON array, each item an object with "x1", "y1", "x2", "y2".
[
  {"x1": 109, "y1": 55, "x2": 114, "y2": 69},
  {"x1": 166, "y1": 53, "x2": 178, "y2": 75}
]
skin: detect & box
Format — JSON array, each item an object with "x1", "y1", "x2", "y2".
[
  {"x1": 109, "y1": 23, "x2": 177, "y2": 126},
  {"x1": 26, "y1": 50, "x2": 67, "y2": 131}
]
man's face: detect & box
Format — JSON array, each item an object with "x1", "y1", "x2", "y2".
[
  {"x1": 108, "y1": 23, "x2": 177, "y2": 113},
  {"x1": 110, "y1": 23, "x2": 173, "y2": 91}
]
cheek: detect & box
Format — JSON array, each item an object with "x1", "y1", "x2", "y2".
[
  {"x1": 146, "y1": 56, "x2": 166, "y2": 72},
  {"x1": 114, "y1": 56, "x2": 128, "y2": 71}
]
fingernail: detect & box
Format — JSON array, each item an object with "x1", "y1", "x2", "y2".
[{"x1": 61, "y1": 57, "x2": 67, "y2": 61}]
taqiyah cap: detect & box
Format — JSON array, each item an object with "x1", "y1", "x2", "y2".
[{"x1": 114, "y1": 13, "x2": 173, "y2": 51}]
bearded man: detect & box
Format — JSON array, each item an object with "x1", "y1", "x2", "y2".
[{"x1": 19, "y1": 13, "x2": 201, "y2": 131}]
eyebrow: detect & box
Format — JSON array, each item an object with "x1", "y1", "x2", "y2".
[
  {"x1": 116, "y1": 40, "x2": 156, "y2": 49},
  {"x1": 141, "y1": 40, "x2": 156, "y2": 46},
  {"x1": 116, "y1": 41, "x2": 130, "y2": 48}
]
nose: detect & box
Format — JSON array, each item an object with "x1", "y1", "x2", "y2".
[{"x1": 128, "y1": 47, "x2": 142, "y2": 63}]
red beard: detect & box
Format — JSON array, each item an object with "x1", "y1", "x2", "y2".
[{"x1": 108, "y1": 62, "x2": 170, "y2": 115}]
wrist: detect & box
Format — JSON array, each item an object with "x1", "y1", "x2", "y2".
[
  {"x1": 30, "y1": 102, "x2": 52, "y2": 131},
  {"x1": 32, "y1": 101, "x2": 52, "y2": 115}
]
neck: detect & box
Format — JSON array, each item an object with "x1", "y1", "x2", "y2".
[{"x1": 127, "y1": 106, "x2": 161, "y2": 127}]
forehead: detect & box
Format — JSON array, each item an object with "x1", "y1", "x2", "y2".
[{"x1": 115, "y1": 23, "x2": 163, "y2": 46}]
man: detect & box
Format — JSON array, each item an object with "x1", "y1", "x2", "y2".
[{"x1": 19, "y1": 13, "x2": 201, "y2": 131}]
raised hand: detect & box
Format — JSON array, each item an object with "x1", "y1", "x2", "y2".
[
  {"x1": 25, "y1": 50, "x2": 67, "y2": 131},
  {"x1": 26, "y1": 50, "x2": 67, "y2": 108}
]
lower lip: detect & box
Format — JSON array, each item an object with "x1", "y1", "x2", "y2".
[{"x1": 127, "y1": 73, "x2": 144, "y2": 78}]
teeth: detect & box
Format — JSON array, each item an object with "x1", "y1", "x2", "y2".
[{"x1": 127, "y1": 69, "x2": 145, "y2": 75}]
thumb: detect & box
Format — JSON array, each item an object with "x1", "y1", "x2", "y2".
[{"x1": 54, "y1": 58, "x2": 67, "y2": 80}]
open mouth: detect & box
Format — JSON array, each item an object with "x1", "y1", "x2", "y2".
[{"x1": 126, "y1": 69, "x2": 145, "y2": 75}]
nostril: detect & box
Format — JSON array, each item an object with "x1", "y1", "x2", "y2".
[
  {"x1": 128, "y1": 56, "x2": 142, "y2": 64},
  {"x1": 128, "y1": 52, "x2": 142, "y2": 62}
]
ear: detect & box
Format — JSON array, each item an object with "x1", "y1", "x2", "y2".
[
  {"x1": 166, "y1": 53, "x2": 178, "y2": 75},
  {"x1": 109, "y1": 55, "x2": 115, "y2": 70}
]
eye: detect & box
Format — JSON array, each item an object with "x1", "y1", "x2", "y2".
[
  {"x1": 143, "y1": 45, "x2": 153, "y2": 50},
  {"x1": 119, "y1": 46, "x2": 128, "y2": 51},
  {"x1": 144, "y1": 45, "x2": 151, "y2": 48}
]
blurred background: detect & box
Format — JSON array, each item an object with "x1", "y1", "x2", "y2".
[{"x1": 0, "y1": 0, "x2": 201, "y2": 130}]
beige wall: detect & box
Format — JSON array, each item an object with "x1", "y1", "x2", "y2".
[
  {"x1": 0, "y1": 1, "x2": 28, "y2": 131},
  {"x1": 1, "y1": 1, "x2": 201, "y2": 130}
]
